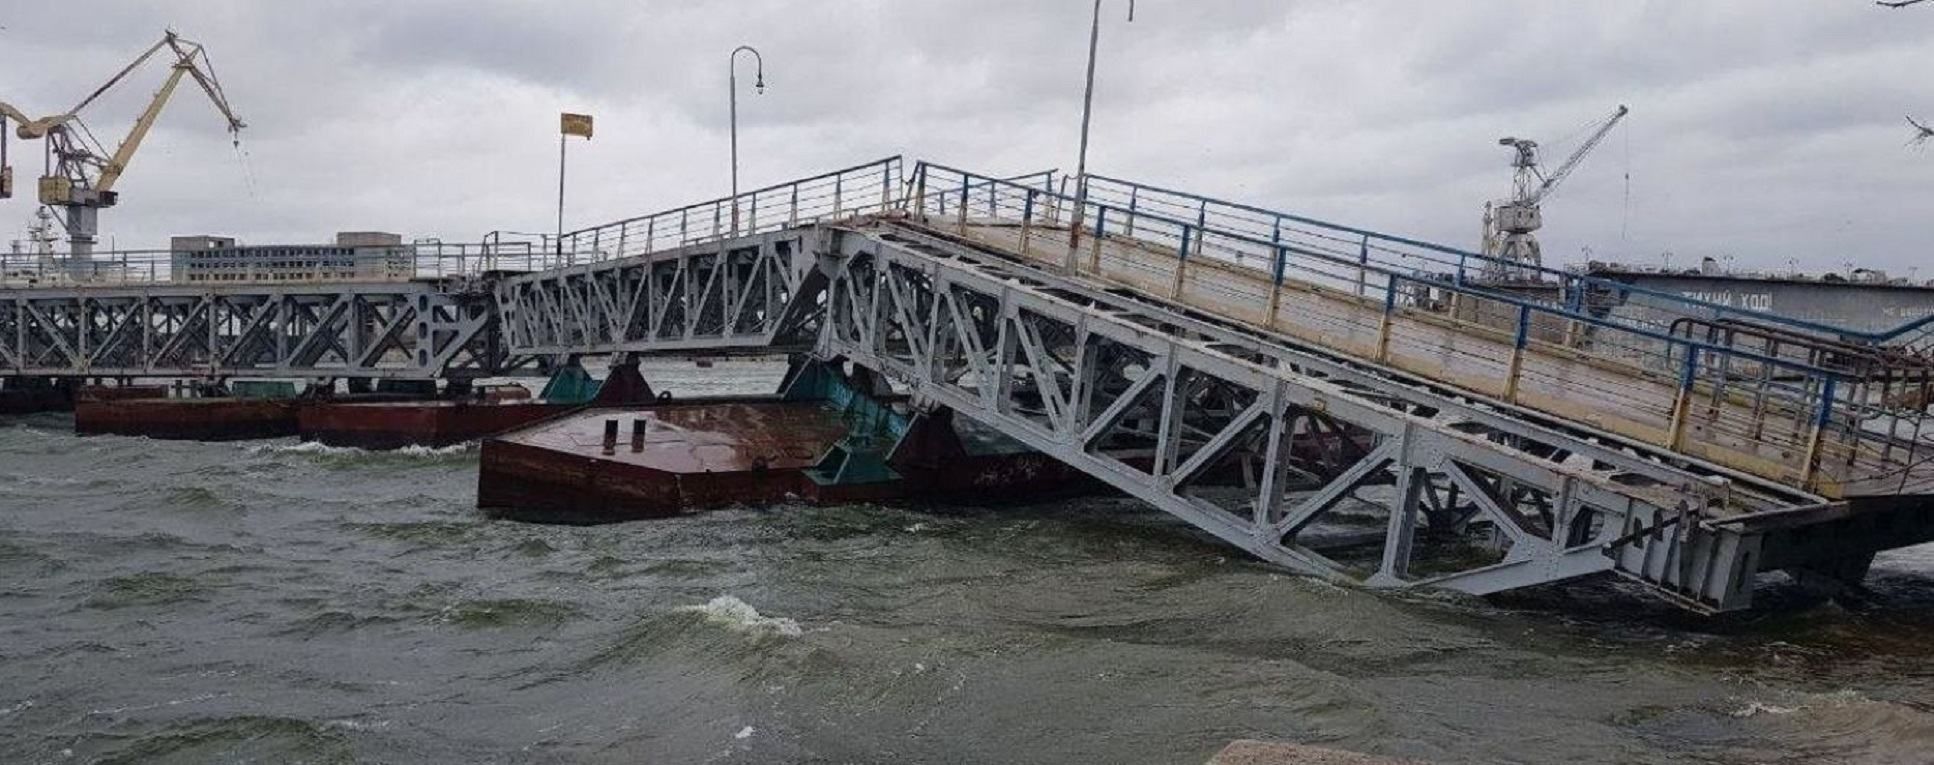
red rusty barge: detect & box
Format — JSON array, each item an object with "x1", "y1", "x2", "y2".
[
  {"x1": 298, "y1": 362, "x2": 656, "y2": 449},
  {"x1": 476, "y1": 361, "x2": 1097, "y2": 523},
  {"x1": 75, "y1": 380, "x2": 435, "y2": 441}
]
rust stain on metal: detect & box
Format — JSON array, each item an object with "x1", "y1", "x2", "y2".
[{"x1": 499, "y1": 401, "x2": 848, "y2": 474}]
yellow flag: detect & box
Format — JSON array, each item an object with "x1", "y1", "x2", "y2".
[{"x1": 560, "y1": 112, "x2": 594, "y2": 139}]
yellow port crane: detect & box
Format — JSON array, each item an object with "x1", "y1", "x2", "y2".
[{"x1": 0, "y1": 30, "x2": 245, "y2": 261}]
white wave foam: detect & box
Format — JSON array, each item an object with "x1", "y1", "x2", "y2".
[
  {"x1": 1731, "y1": 701, "x2": 1799, "y2": 718},
  {"x1": 247, "y1": 441, "x2": 475, "y2": 458},
  {"x1": 1731, "y1": 689, "x2": 1872, "y2": 719},
  {"x1": 735, "y1": 725, "x2": 756, "y2": 740},
  {"x1": 392, "y1": 443, "x2": 477, "y2": 457},
  {"x1": 677, "y1": 595, "x2": 802, "y2": 637}
]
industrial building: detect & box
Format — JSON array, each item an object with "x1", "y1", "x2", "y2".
[{"x1": 168, "y1": 231, "x2": 413, "y2": 284}]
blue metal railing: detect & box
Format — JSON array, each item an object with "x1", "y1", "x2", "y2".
[{"x1": 1082, "y1": 172, "x2": 1934, "y2": 347}]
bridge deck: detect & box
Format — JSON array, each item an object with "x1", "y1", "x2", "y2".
[
  {"x1": 901, "y1": 165, "x2": 1931, "y2": 502},
  {"x1": 947, "y1": 220, "x2": 1929, "y2": 500}
]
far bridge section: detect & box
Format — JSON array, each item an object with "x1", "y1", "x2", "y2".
[{"x1": 0, "y1": 245, "x2": 523, "y2": 380}]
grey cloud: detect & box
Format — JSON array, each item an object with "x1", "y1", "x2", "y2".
[{"x1": 0, "y1": 0, "x2": 1926, "y2": 274}]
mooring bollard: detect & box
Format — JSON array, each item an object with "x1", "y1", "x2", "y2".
[
  {"x1": 602, "y1": 418, "x2": 618, "y2": 454},
  {"x1": 630, "y1": 418, "x2": 645, "y2": 451}
]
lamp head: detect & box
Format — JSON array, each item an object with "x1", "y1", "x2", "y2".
[{"x1": 755, "y1": 74, "x2": 766, "y2": 94}]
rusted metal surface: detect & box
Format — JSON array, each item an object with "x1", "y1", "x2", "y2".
[
  {"x1": 76, "y1": 397, "x2": 301, "y2": 440},
  {"x1": 499, "y1": 401, "x2": 843, "y2": 474},
  {"x1": 478, "y1": 399, "x2": 847, "y2": 522},
  {"x1": 886, "y1": 409, "x2": 1101, "y2": 502},
  {"x1": 75, "y1": 385, "x2": 167, "y2": 403},
  {"x1": 301, "y1": 362, "x2": 652, "y2": 450},
  {"x1": 300, "y1": 400, "x2": 572, "y2": 450},
  {"x1": 478, "y1": 396, "x2": 1119, "y2": 522}
]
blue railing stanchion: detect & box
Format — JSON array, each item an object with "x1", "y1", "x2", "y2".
[
  {"x1": 1802, "y1": 376, "x2": 1841, "y2": 490},
  {"x1": 1019, "y1": 189, "x2": 1038, "y2": 251},
  {"x1": 1193, "y1": 200, "x2": 1209, "y2": 261},
  {"x1": 1669, "y1": 347, "x2": 1703, "y2": 449},
  {"x1": 1377, "y1": 273, "x2": 1400, "y2": 363},
  {"x1": 1505, "y1": 304, "x2": 1533, "y2": 401},
  {"x1": 1086, "y1": 205, "x2": 1108, "y2": 273},
  {"x1": 1264, "y1": 244, "x2": 1289, "y2": 329},
  {"x1": 1357, "y1": 233, "x2": 1370, "y2": 298},
  {"x1": 1170, "y1": 224, "x2": 1194, "y2": 299}
]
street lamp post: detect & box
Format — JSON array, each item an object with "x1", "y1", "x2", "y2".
[
  {"x1": 1065, "y1": 0, "x2": 1135, "y2": 270},
  {"x1": 730, "y1": 45, "x2": 766, "y2": 237}
]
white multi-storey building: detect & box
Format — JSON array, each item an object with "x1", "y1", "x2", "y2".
[{"x1": 169, "y1": 232, "x2": 414, "y2": 284}]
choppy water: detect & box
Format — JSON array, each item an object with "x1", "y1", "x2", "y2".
[{"x1": 3, "y1": 360, "x2": 1934, "y2": 764}]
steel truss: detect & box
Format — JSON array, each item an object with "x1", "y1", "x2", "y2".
[
  {"x1": 0, "y1": 281, "x2": 508, "y2": 379},
  {"x1": 813, "y1": 222, "x2": 1926, "y2": 612},
  {"x1": 493, "y1": 229, "x2": 824, "y2": 358}
]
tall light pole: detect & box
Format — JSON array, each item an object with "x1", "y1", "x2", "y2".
[
  {"x1": 1066, "y1": 0, "x2": 1135, "y2": 267},
  {"x1": 730, "y1": 45, "x2": 766, "y2": 237}
]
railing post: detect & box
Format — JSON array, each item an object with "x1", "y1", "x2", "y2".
[
  {"x1": 956, "y1": 178, "x2": 969, "y2": 233},
  {"x1": 1563, "y1": 276, "x2": 1587, "y2": 348},
  {"x1": 1124, "y1": 186, "x2": 1139, "y2": 237},
  {"x1": 1504, "y1": 304, "x2": 1532, "y2": 402},
  {"x1": 1356, "y1": 234, "x2": 1370, "y2": 298},
  {"x1": 1800, "y1": 376, "x2": 1839, "y2": 491},
  {"x1": 1020, "y1": 189, "x2": 1037, "y2": 255},
  {"x1": 1377, "y1": 273, "x2": 1399, "y2": 363},
  {"x1": 1170, "y1": 225, "x2": 1192, "y2": 299},
  {"x1": 749, "y1": 194, "x2": 759, "y2": 235},
  {"x1": 1265, "y1": 244, "x2": 1287, "y2": 330},
  {"x1": 1088, "y1": 205, "x2": 1108, "y2": 274},
  {"x1": 1668, "y1": 347, "x2": 1701, "y2": 450},
  {"x1": 646, "y1": 218, "x2": 656, "y2": 254},
  {"x1": 789, "y1": 184, "x2": 800, "y2": 227},
  {"x1": 1193, "y1": 200, "x2": 1208, "y2": 260},
  {"x1": 834, "y1": 175, "x2": 845, "y2": 219},
  {"x1": 881, "y1": 162, "x2": 892, "y2": 213},
  {"x1": 914, "y1": 165, "x2": 929, "y2": 220}
]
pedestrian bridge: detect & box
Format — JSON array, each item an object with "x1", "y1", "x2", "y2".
[{"x1": 6, "y1": 155, "x2": 1932, "y2": 612}]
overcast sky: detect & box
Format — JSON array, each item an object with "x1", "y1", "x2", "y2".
[{"x1": 2, "y1": 1, "x2": 1928, "y2": 275}]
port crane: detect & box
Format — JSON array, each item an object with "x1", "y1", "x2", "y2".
[
  {"x1": 1481, "y1": 104, "x2": 1628, "y2": 282},
  {"x1": 0, "y1": 30, "x2": 244, "y2": 263}
]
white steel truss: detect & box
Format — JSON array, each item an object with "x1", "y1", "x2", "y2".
[
  {"x1": 0, "y1": 281, "x2": 507, "y2": 379},
  {"x1": 493, "y1": 229, "x2": 824, "y2": 358}
]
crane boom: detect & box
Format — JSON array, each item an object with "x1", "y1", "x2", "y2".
[
  {"x1": 0, "y1": 29, "x2": 245, "y2": 263},
  {"x1": 1527, "y1": 105, "x2": 1628, "y2": 207},
  {"x1": 98, "y1": 32, "x2": 245, "y2": 193}
]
